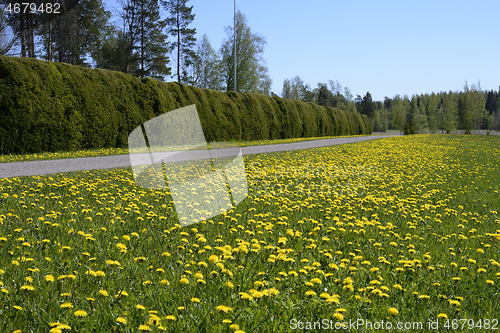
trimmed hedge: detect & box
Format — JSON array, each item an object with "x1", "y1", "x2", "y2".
[{"x1": 0, "y1": 55, "x2": 371, "y2": 155}]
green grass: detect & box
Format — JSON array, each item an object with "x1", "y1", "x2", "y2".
[{"x1": 0, "y1": 134, "x2": 499, "y2": 332}]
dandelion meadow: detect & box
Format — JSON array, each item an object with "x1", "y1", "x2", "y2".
[{"x1": 0, "y1": 134, "x2": 499, "y2": 332}]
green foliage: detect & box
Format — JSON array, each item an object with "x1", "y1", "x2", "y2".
[
  {"x1": 0, "y1": 55, "x2": 371, "y2": 155},
  {"x1": 273, "y1": 97, "x2": 303, "y2": 139},
  {"x1": 163, "y1": 0, "x2": 196, "y2": 83},
  {"x1": 360, "y1": 92, "x2": 375, "y2": 118},
  {"x1": 220, "y1": 10, "x2": 267, "y2": 93},
  {"x1": 134, "y1": 0, "x2": 171, "y2": 80},
  {"x1": 191, "y1": 34, "x2": 223, "y2": 90},
  {"x1": 391, "y1": 98, "x2": 406, "y2": 133}
]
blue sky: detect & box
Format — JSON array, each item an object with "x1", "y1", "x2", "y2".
[{"x1": 105, "y1": 0, "x2": 500, "y2": 101}]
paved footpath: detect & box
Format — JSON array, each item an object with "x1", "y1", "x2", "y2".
[{"x1": 0, "y1": 134, "x2": 400, "y2": 178}]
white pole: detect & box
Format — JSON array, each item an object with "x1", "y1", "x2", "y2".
[{"x1": 234, "y1": 0, "x2": 236, "y2": 92}]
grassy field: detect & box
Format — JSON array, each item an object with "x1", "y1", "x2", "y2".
[{"x1": 0, "y1": 134, "x2": 499, "y2": 332}]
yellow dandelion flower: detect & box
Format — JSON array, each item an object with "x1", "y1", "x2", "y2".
[
  {"x1": 20, "y1": 285, "x2": 35, "y2": 291},
  {"x1": 60, "y1": 302, "x2": 73, "y2": 309},
  {"x1": 179, "y1": 278, "x2": 189, "y2": 285},
  {"x1": 138, "y1": 324, "x2": 152, "y2": 331},
  {"x1": 98, "y1": 289, "x2": 109, "y2": 297},
  {"x1": 239, "y1": 292, "x2": 254, "y2": 301},
  {"x1": 74, "y1": 310, "x2": 88, "y2": 317},
  {"x1": 216, "y1": 305, "x2": 233, "y2": 313},
  {"x1": 116, "y1": 317, "x2": 127, "y2": 324},
  {"x1": 305, "y1": 290, "x2": 317, "y2": 296},
  {"x1": 116, "y1": 243, "x2": 127, "y2": 251},
  {"x1": 388, "y1": 308, "x2": 399, "y2": 315},
  {"x1": 45, "y1": 274, "x2": 55, "y2": 282},
  {"x1": 333, "y1": 312, "x2": 344, "y2": 320},
  {"x1": 208, "y1": 255, "x2": 219, "y2": 264},
  {"x1": 165, "y1": 315, "x2": 177, "y2": 321},
  {"x1": 136, "y1": 304, "x2": 146, "y2": 310},
  {"x1": 191, "y1": 298, "x2": 200, "y2": 303},
  {"x1": 326, "y1": 296, "x2": 340, "y2": 304},
  {"x1": 437, "y1": 313, "x2": 448, "y2": 320},
  {"x1": 310, "y1": 278, "x2": 322, "y2": 284}
]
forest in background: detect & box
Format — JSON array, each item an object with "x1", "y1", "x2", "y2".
[
  {"x1": 1, "y1": 0, "x2": 499, "y2": 135},
  {"x1": 280, "y1": 77, "x2": 500, "y2": 134}
]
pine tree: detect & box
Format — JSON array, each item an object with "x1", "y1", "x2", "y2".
[
  {"x1": 134, "y1": 0, "x2": 170, "y2": 80},
  {"x1": 162, "y1": 0, "x2": 196, "y2": 83},
  {"x1": 32, "y1": 0, "x2": 108, "y2": 66},
  {"x1": 317, "y1": 83, "x2": 333, "y2": 107},
  {"x1": 360, "y1": 92, "x2": 374, "y2": 118},
  {"x1": 0, "y1": 2, "x2": 16, "y2": 55},
  {"x1": 98, "y1": 0, "x2": 169, "y2": 79},
  {"x1": 3, "y1": 0, "x2": 46, "y2": 58}
]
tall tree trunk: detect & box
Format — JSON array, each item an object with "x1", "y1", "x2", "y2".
[
  {"x1": 28, "y1": 11, "x2": 35, "y2": 57},
  {"x1": 57, "y1": 12, "x2": 63, "y2": 62},
  {"x1": 48, "y1": 19, "x2": 52, "y2": 61},
  {"x1": 20, "y1": 11, "x2": 26, "y2": 57},
  {"x1": 141, "y1": 2, "x2": 144, "y2": 78}
]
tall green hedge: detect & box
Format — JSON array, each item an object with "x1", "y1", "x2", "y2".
[{"x1": 0, "y1": 56, "x2": 371, "y2": 155}]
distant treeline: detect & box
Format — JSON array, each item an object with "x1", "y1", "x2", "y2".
[
  {"x1": 0, "y1": 55, "x2": 371, "y2": 155},
  {"x1": 280, "y1": 76, "x2": 500, "y2": 134},
  {"x1": 372, "y1": 83, "x2": 500, "y2": 134}
]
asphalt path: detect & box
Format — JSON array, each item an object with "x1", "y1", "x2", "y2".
[{"x1": 0, "y1": 134, "x2": 399, "y2": 178}]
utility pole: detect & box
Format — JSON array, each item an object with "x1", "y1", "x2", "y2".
[{"x1": 234, "y1": 0, "x2": 236, "y2": 92}]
